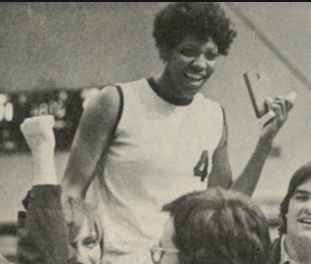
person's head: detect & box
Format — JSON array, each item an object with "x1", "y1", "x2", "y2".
[
  {"x1": 152, "y1": 188, "x2": 270, "y2": 264},
  {"x1": 152, "y1": 2, "x2": 236, "y2": 102},
  {"x1": 153, "y1": 2, "x2": 236, "y2": 61},
  {"x1": 63, "y1": 197, "x2": 104, "y2": 264},
  {"x1": 280, "y1": 161, "x2": 311, "y2": 241}
]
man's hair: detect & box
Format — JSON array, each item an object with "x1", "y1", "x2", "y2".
[
  {"x1": 62, "y1": 197, "x2": 104, "y2": 258},
  {"x1": 279, "y1": 161, "x2": 311, "y2": 235},
  {"x1": 163, "y1": 188, "x2": 270, "y2": 264},
  {"x1": 153, "y1": 2, "x2": 237, "y2": 61}
]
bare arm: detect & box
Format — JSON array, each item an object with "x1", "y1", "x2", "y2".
[
  {"x1": 232, "y1": 98, "x2": 293, "y2": 196},
  {"x1": 208, "y1": 108, "x2": 232, "y2": 189},
  {"x1": 20, "y1": 115, "x2": 57, "y2": 185},
  {"x1": 209, "y1": 98, "x2": 293, "y2": 196},
  {"x1": 61, "y1": 86, "x2": 120, "y2": 199},
  {"x1": 18, "y1": 116, "x2": 68, "y2": 264}
]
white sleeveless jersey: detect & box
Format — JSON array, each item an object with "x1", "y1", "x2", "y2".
[{"x1": 93, "y1": 78, "x2": 224, "y2": 254}]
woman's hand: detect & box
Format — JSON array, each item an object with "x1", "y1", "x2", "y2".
[
  {"x1": 232, "y1": 94, "x2": 295, "y2": 196},
  {"x1": 259, "y1": 96, "x2": 294, "y2": 144}
]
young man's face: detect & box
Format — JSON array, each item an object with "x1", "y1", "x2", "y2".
[
  {"x1": 151, "y1": 216, "x2": 179, "y2": 264},
  {"x1": 68, "y1": 217, "x2": 102, "y2": 264},
  {"x1": 165, "y1": 35, "x2": 218, "y2": 102},
  {"x1": 287, "y1": 178, "x2": 311, "y2": 242}
]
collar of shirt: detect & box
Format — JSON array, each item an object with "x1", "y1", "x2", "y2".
[{"x1": 280, "y1": 235, "x2": 299, "y2": 264}]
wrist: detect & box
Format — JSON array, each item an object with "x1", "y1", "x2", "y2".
[
  {"x1": 31, "y1": 150, "x2": 57, "y2": 186},
  {"x1": 257, "y1": 136, "x2": 273, "y2": 153},
  {"x1": 31, "y1": 147, "x2": 54, "y2": 160}
]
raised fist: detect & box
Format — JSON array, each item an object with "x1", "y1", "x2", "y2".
[{"x1": 20, "y1": 115, "x2": 55, "y2": 152}]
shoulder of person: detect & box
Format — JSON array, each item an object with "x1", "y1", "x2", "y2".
[
  {"x1": 267, "y1": 238, "x2": 281, "y2": 264},
  {"x1": 84, "y1": 85, "x2": 121, "y2": 119},
  {"x1": 93, "y1": 85, "x2": 120, "y2": 107}
]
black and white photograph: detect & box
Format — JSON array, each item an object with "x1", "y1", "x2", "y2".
[{"x1": 0, "y1": 2, "x2": 311, "y2": 264}]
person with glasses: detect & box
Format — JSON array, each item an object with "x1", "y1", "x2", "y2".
[
  {"x1": 268, "y1": 162, "x2": 311, "y2": 264},
  {"x1": 152, "y1": 188, "x2": 271, "y2": 264},
  {"x1": 61, "y1": 2, "x2": 292, "y2": 263},
  {"x1": 16, "y1": 116, "x2": 104, "y2": 264}
]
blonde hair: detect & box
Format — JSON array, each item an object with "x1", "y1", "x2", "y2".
[{"x1": 62, "y1": 197, "x2": 104, "y2": 257}]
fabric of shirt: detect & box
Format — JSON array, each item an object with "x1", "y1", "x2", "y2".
[
  {"x1": 268, "y1": 238, "x2": 281, "y2": 264},
  {"x1": 92, "y1": 78, "x2": 224, "y2": 254},
  {"x1": 17, "y1": 185, "x2": 69, "y2": 264},
  {"x1": 280, "y1": 235, "x2": 299, "y2": 264},
  {"x1": 268, "y1": 236, "x2": 302, "y2": 264}
]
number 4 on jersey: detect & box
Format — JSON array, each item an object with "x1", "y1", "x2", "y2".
[{"x1": 193, "y1": 150, "x2": 208, "y2": 182}]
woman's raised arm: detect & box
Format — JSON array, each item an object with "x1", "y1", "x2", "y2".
[
  {"x1": 62, "y1": 86, "x2": 121, "y2": 199},
  {"x1": 209, "y1": 98, "x2": 293, "y2": 196}
]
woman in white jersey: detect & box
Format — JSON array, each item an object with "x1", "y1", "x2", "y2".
[{"x1": 62, "y1": 2, "x2": 293, "y2": 263}]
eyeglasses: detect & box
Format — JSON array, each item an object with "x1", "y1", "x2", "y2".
[{"x1": 150, "y1": 245, "x2": 179, "y2": 264}]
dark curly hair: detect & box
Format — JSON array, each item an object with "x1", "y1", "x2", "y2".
[
  {"x1": 163, "y1": 188, "x2": 270, "y2": 264},
  {"x1": 279, "y1": 161, "x2": 311, "y2": 235},
  {"x1": 153, "y1": 2, "x2": 237, "y2": 61}
]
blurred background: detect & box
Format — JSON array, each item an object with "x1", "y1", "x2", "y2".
[{"x1": 1, "y1": 2, "x2": 311, "y2": 260}]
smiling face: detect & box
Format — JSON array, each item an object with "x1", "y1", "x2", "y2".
[
  {"x1": 287, "y1": 178, "x2": 311, "y2": 242},
  {"x1": 164, "y1": 35, "x2": 218, "y2": 102},
  {"x1": 68, "y1": 216, "x2": 102, "y2": 264}
]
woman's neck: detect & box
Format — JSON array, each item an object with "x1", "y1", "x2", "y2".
[
  {"x1": 285, "y1": 235, "x2": 311, "y2": 264},
  {"x1": 151, "y1": 70, "x2": 193, "y2": 106}
]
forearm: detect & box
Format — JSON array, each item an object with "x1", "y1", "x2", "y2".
[
  {"x1": 232, "y1": 137, "x2": 273, "y2": 196},
  {"x1": 31, "y1": 148, "x2": 57, "y2": 186}
]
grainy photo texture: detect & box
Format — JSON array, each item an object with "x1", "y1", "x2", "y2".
[{"x1": 0, "y1": 3, "x2": 311, "y2": 264}]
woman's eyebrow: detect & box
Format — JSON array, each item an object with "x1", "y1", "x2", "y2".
[{"x1": 294, "y1": 189, "x2": 311, "y2": 195}]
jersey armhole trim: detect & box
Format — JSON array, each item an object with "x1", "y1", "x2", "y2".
[
  {"x1": 220, "y1": 106, "x2": 228, "y2": 146},
  {"x1": 212, "y1": 106, "x2": 228, "y2": 151},
  {"x1": 112, "y1": 85, "x2": 124, "y2": 136}
]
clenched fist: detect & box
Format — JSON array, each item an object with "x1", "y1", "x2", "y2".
[{"x1": 20, "y1": 115, "x2": 55, "y2": 152}]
